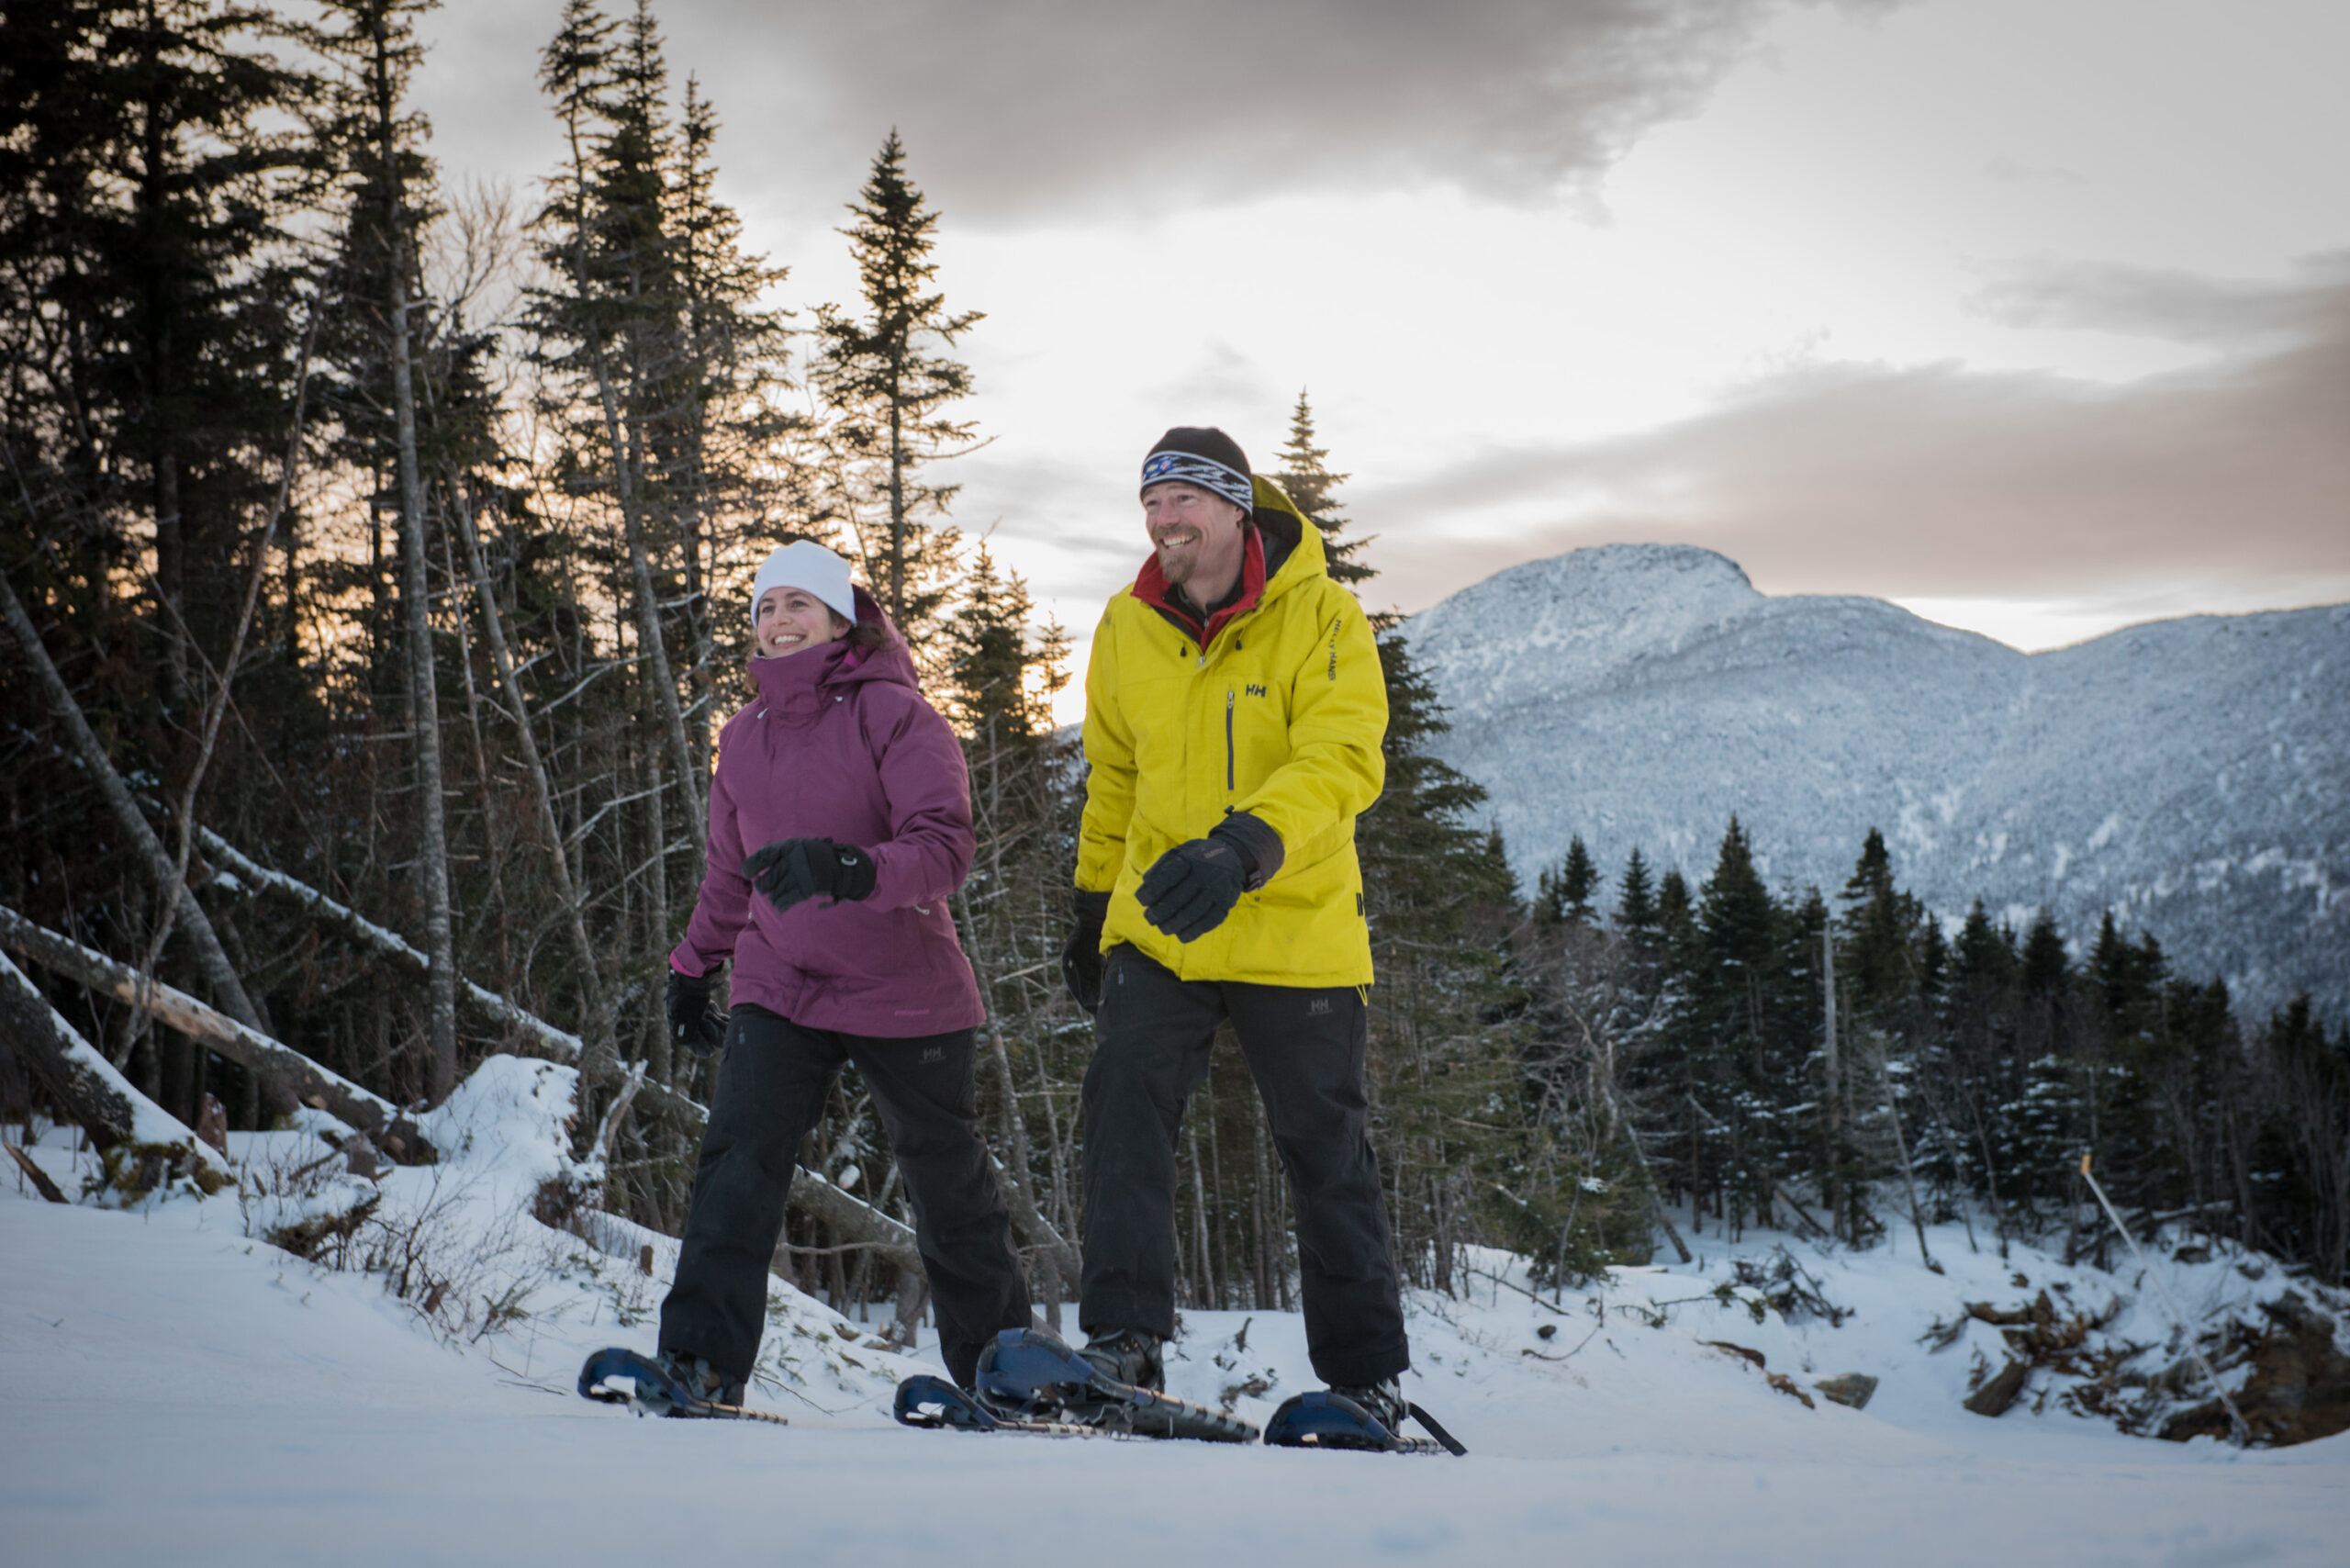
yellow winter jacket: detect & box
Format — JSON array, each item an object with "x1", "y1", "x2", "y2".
[{"x1": 1078, "y1": 476, "x2": 1387, "y2": 986}]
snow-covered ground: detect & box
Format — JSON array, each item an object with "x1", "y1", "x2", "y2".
[{"x1": 6, "y1": 1056, "x2": 2344, "y2": 1567}]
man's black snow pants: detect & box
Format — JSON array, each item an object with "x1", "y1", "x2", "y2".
[
  {"x1": 659, "y1": 1004, "x2": 1031, "y2": 1388},
  {"x1": 1080, "y1": 945, "x2": 1409, "y2": 1388}
]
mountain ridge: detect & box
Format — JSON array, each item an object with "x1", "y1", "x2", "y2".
[{"x1": 1402, "y1": 543, "x2": 2349, "y2": 1020}]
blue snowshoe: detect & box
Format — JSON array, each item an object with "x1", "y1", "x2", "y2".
[
  {"x1": 578, "y1": 1346, "x2": 787, "y2": 1424},
  {"x1": 1264, "y1": 1385, "x2": 1466, "y2": 1455},
  {"x1": 965, "y1": 1326, "x2": 1259, "y2": 1442}
]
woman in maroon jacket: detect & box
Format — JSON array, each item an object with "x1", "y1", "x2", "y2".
[{"x1": 655, "y1": 542, "x2": 1030, "y2": 1401}]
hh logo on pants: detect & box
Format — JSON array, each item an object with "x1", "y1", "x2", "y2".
[
  {"x1": 921, "y1": 1046, "x2": 946, "y2": 1064},
  {"x1": 1308, "y1": 998, "x2": 1331, "y2": 1016}
]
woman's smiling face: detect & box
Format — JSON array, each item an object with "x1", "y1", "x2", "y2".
[{"x1": 755, "y1": 586, "x2": 845, "y2": 658}]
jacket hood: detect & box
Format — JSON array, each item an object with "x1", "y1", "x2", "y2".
[{"x1": 1248, "y1": 476, "x2": 1318, "y2": 600}]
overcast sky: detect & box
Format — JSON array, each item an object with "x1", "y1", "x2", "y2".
[{"x1": 415, "y1": 0, "x2": 2349, "y2": 709}]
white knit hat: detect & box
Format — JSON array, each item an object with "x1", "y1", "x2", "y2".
[{"x1": 748, "y1": 542, "x2": 858, "y2": 628}]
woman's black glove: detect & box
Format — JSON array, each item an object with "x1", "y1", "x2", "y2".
[
  {"x1": 1061, "y1": 890, "x2": 1111, "y2": 1013},
  {"x1": 743, "y1": 837, "x2": 877, "y2": 914},
  {"x1": 1137, "y1": 814, "x2": 1280, "y2": 943},
  {"x1": 665, "y1": 969, "x2": 727, "y2": 1058}
]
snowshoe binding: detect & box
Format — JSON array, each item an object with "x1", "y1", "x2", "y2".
[
  {"x1": 965, "y1": 1326, "x2": 1259, "y2": 1442},
  {"x1": 578, "y1": 1346, "x2": 786, "y2": 1424},
  {"x1": 1264, "y1": 1381, "x2": 1466, "y2": 1455}
]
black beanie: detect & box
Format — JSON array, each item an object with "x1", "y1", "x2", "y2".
[{"x1": 1140, "y1": 427, "x2": 1253, "y2": 515}]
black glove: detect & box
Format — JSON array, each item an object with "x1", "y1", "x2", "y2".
[
  {"x1": 665, "y1": 969, "x2": 727, "y2": 1058},
  {"x1": 1061, "y1": 890, "x2": 1110, "y2": 1013},
  {"x1": 1137, "y1": 816, "x2": 1279, "y2": 943},
  {"x1": 743, "y1": 837, "x2": 878, "y2": 914}
]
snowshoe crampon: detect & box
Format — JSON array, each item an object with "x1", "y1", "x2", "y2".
[
  {"x1": 1263, "y1": 1389, "x2": 1466, "y2": 1455},
  {"x1": 967, "y1": 1327, "x2": 1259, "y2": 1442},
  {"x1": 577, "y1": 1346, "x2": 787, "y2": 1424}
]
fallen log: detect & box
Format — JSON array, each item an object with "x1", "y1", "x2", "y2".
[
  {"x1": 0, "y1": 904, "x2": 419, "y2": 1159},
  {"x1": 0, "y1": 950, "x2": 230, "y2": 1192},
  {"x1": 197, "y1": 829, "x2": 588, "y2": 1064},
  {"x1": 188, "y1": 837, "x2": 934, "y2": 1278}
]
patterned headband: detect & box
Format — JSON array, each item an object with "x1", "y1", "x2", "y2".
[{"x1": 1139, "y1": 451, "x2": 1253, "y2": 515}]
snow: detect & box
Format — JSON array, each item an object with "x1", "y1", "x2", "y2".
[
  {"x1": 6, "y1": 1056, "x2": 2346, "y2": 1567},
  {"x1": 1404, "y1": 544, "x2": 2350, "y2": 1020}
]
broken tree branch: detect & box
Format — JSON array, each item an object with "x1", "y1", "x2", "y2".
[
  {"x1": 0, "y1": 904, "x2": 413, "y2": 1158},
  {"x1": 197, "y1": 828, "x2": 588, "y2": 1065},
  {"x1": 0, "y1": 950, "x2": 229, "y2": 1182}
]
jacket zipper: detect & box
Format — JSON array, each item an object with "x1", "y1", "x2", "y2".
[{"x1": 1225, "y1": 688, "x2": 1236, "y2": 792}]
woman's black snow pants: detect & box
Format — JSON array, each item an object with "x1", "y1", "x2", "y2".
[
  {"x1": 1079, "y1": 946, "x2": 1410, "y2": 1388},
  {"x1": 658, "y1": 1004, "x2": 1032, "y2": 1388}
]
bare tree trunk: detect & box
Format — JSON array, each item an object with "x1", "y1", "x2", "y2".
[
  {"x1": 443, "y1": 484, "x2": 618, "y2": 1079},
  {"x1": 0, "y1": 568, "x2": 265, "y2": 1034},
  {"x1": 388, "y1": 256, "x2": 458, "y2": 1105},
  {"x1": 588, "y1": 337, "x2": 707, "y2": 850}
]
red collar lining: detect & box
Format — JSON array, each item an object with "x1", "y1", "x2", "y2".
[{"x1": 1133, "y1": 529, "x2": 1267, "y2": 648}]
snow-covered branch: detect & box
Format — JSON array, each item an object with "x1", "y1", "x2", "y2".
[
  {"x1": 0, "y1": 903, "x2": 406, "y2": 1159},
  {"x1": 196, "y1": 828, "x2": 589, "y2": 1064},
  {"x1": 0, "y1": 949, "x2": 230, "y2": 1182}
]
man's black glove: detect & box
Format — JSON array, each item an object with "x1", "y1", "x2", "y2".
[
  {"x1": 1136, "y1": 815, "x2": 1281, "y2": 943},
  {"x1": 743, "y1": 837, "x2": 877, "y2": 914},
  {"x1": 665, "y1": 969, "x2": 727, "y2": 1058},
  {"x1": 1061, "y1": 890, "x2": 1110, "y2": 1013}
]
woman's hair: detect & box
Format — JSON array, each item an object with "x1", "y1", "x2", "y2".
[{"x1": 832, "y1": 610, "x2": 889, "y2": 652}]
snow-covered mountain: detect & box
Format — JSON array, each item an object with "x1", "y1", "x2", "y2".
[{"x1": 1402, "y1": 544, "x2": 2349, "y2": 1021}]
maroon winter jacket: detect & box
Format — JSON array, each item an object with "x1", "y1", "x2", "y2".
[{"x1": 670, "y1": 601, "x2": 983, "y2": 1036}]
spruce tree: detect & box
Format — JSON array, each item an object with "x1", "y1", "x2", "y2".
[
  {"x1": 1270, "y1": 390, "x2": 1372, "y2": 588},
  {"x1": 812, "y1": 130, "x2": 978, "y2": 661},
  {"x1": 1614, "y1": 847, "x2": 1660, "y2": 946},
  {"x1": 1536, "y1": 835, "x2": 1599, "y2": 928},
  {"x1": 312, "y1": 0, "x2": 464, "y2": 1100}
]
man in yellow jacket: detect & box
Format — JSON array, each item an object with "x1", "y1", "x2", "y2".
[{"x1": 1063, "y1": 425, "x2": 1411, "y2": 1431}]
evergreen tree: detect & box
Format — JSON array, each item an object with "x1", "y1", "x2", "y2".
[
  {"x1": 2020, "y1": 910, "x2": 2068, "y2": 998},
  {"x1": 311, "y1": 0, "x2": 464, "y2": 1100},
  {"x1": 1535, "y1": 835, "x2": 1599, "y2": 927},
  {"x1": 1270, "y1": 390, "x2": 1371, "y2": 587},
  {"x1": 1614, "y1": 847, "x2": 1660, "y2": 946},
  {"x1": 811, "y1": 129, "x2": 977, "y2": 660},
  {"x1": 1837, "y1": 826, "x2": 1917, "y2": 1016}
]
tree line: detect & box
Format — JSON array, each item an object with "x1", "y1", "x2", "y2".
[{"x1": 3, "y1": 0, "x2": 2337, "y2": 1330}]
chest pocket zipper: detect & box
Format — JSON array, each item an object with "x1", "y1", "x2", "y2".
[{"x1": 1225, "y1": 688, "x2": 1236, "y2": 792}]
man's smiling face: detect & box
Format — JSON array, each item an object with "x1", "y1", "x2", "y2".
[{"x1": 1143, "y1": 481, "x2": 1247, "y2": 595}]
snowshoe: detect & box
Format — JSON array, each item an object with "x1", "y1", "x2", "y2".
[
  {"x1": 577, "y1": 1346, "x2": 786, "y2": 1424},
  {"x1": 1263, "y1": 1386, "x2": 1466, "y2": 1455},
  {"x1": 971, "y1": 1326, "x2": 1259, "y2": 1442},
  {"x1": 893, "y1": 1372, "x2": 1102, "y2": 1436}
]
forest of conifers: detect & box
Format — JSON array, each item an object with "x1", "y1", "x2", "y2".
[{"x1": 4, "y1": 0, "x2": 2343, "y2": 1334}]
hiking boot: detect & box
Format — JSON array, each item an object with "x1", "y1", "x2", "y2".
[
  {"x1": 1331, "y1": 1376, "x2": 1408, "y2": 1435},
  {"x1": 655, "y1": 1349, "x2": 745, "y2": 1408},
  {"x1": 1080, "y1": 1327, "x2": 1164, "y2": 1392}
]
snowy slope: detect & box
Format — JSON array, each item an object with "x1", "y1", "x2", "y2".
[
  {"x1": 1403, "y1": 544, "x2": 2350, "y2": 1019},
  {"x1": 6, "y1": 1057, "x2": 2349, "y2": 1567}
]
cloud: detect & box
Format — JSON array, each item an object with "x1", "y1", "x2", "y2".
[
  {"x1": 1364, "y1": 257, "x2": 2350, "y2": 611},
  {"x1": 423, "y1": 1, "x2": 1877, "y2": 227},
  {"x1": 1971, "y1": 254, "x2": 2342, "y2": 346}
]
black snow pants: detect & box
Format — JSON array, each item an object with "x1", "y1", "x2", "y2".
[
  {"x1": 1079, "y1": 945, "x2": 1409, "y2": 1388},
  {"x1": 658, "y1": 1004, "x2": 1031, "y2": 1388}
]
